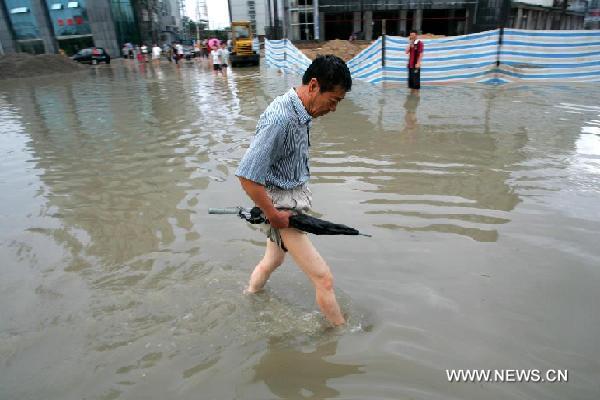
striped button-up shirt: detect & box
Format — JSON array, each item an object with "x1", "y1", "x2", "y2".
[{"x1": 236, "y1": 88, "x2": 312, "y2": 190}]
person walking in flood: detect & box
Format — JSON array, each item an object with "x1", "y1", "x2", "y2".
[
  {"x1": 211, "y1": 45, "x2": 222, "y2": 75},
  {"x1": 406, "y1": 29, "x2": 424, "y2": 91},
  {"x1": 151, "y1": 43, "x2": 161, "y2": 65},
  {"x1": 175, "y1": 41, "x2": 184, "y2": 63},
  {"x1": 220, "y1": 42, "x2": 230, "y2": 77},
  {"x1": 135, "y1": 44, "x2": 144, "y2": 63},
  {"x1": 140, "y1": 43, "x2": 149, "y2": 62},
  {"x1": 236, "y1": 55, "x2": 352, "y2": 326},
  {"x1": 171, "y1": 42, "x2": 179, "y2": 65}
]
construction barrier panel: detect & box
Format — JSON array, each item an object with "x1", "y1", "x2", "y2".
[
  {"x1": 265, "y1": 29, "x2": 600, "y2": 84},
  {"x1": 496, "y1": 29, "x2": 600, "y2": 83}
]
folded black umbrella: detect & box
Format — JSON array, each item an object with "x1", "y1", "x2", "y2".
[
  {"x1": 289, "y1": 213, "x2": 371, "y2": 236},
  {"x1": 208, "y1": 206, "x2": 371, "y2": 237}
]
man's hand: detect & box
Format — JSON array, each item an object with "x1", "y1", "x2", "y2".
[
  {"x1": 238, "y1": 177, "x2": 292, "y2": 228},
  {"x1": 267, "y1": 209, "x2": 292, "y2": 229},
  {"x1": 415, "y1": 63, "x2": 421, "y2": 69}
]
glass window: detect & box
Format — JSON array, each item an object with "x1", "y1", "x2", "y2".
[
  {"x1": 46, "y1": 0, "x2": 91, "y2": 37},
  {"x1": 10, "y1": 6, "x2": 28, "y2": 13},
  {"x1": 110, "y1": 0, "x2": 140, "y2": 46},
  {"x1": 234, "y1": 25, "x2": 250, "y2": 39},
  {"x1": 4, "y1": 0, "x2": 39, "y2": 39}
]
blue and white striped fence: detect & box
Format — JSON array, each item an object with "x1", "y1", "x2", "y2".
[
  {"x1": 264, "y1": 38, "x2": 311, "y2": 76},
  {"x1": 497, "y1": 29, "x2": 600, "y2": 83},
  {"x1": 347, "y1": 37, "x2": 384, "y2": 83},
  {"x1": 265, "y1": 29, "x2": 600, "y2": 84}
]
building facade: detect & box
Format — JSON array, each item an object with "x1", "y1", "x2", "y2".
[
  {"x1": 228, "y1": 0, "x2": 270, "y2": 37},
  {"x1": 273, "y1": 0, "x2": 590, "y2": 41},
  {"x1": 0, "y1": 0, "x2": 136, "y2": 56},
  {"x1": 159, "y1": 0, "x2": 183, "y2": 43},
  {"x1": 585, "y1": 0, "x2": 599, "y2": 28},
  {"x1": 0, "y1": 0, "x2": 182, "y2": 56}
]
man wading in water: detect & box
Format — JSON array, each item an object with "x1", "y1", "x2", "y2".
[{"x1": 236, "y1": 55, "x2": 352, "y2": 326}]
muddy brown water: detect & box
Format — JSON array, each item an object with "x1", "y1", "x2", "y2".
[{"x1": 1, "y1": 60, "x2": 599, "y2": 399}]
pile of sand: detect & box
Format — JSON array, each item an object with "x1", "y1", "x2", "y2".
[
  {"x1": 0, "y1": 53, "x2": 86, "y2": 80},
  {"x1": 297, "y1": 35, "x2": 447, "y2": 62},
  {"x1": 418, "y1": 34, "x2": 446, "y2": 39},
  {"x1": 299, "y1": 40, "x2": 371, "y2": 62}
]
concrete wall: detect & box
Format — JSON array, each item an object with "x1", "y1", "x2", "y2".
[
  {"x1": 0, "y1": 0, "x2": 17, "y2": 54},
  {"x1": 229, "y1": 0, "x2": 268, "y2": 36},
  {"x1": 512, "y1": 6, "x2": 586, "y2": 30},
  {"x1": 31, "y1": 0, "x2": 58, "y2": 53},
  {"x1": 87, "y1": 0, "x2": 120, "y2": 58},
  {"x1": 165, "y1": 0, "x2": 181, "y2": 27},
  {"x1": 472, "y1": 0, "x2": 504, "y2": 32},
  {"x1": 519, "y1": 0, "x2": 554, "y2": 6}
]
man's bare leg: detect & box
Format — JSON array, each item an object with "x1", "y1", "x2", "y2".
[
  {"x1": 280, "y1": 228, "x2": 345, "y2": 326},
  {"x1": 246, "y1": 239, "x2": 285, "y2": 293}
]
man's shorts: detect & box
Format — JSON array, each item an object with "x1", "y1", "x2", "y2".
[
  {"x1": 213, "y1": 64, "x2": 222, "y2": 71},
  {"x1": 408, "y1": 67, "x2": 421, "y2": 89},
  {"x1": 263, "y1": 183, "x2": 312, "y2": 251}
]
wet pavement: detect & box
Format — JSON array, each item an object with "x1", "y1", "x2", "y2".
[{"x1": 1, "y1": 59, "x2": 599, "y2": 399}]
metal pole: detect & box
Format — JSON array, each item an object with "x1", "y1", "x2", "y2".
[
  {"x1": 313, "y1": 0, "x2": 319, "y2": 40},
  {"x1": 360, "y1": 0, "x2": 363, "y2": 38},
  {"x1": 274, "y1": 0, "x2": 279, "y2": 39},
  {"x1": 496, "y1": 0, "x2": 511, "y2": 67},
  {"x1": 266, "y1": 0, "x2": 273, "y2": 38},
  {"x1": 382, "y1": 34, "x2": 386, "y2": 67}
]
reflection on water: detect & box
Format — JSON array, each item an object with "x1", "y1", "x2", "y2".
[
  {"x1": 1, "y1": 61, "x2": 600, "y2": 400},
  {"x1": 253, "y1": 336, "x2": 364, "y2": 399},
  {"x1": 403, "y1": 91, "x2": 420, "y2": 139},
  {"x1": 310, "y1": 84, "x2": 525, "y2": 242}
]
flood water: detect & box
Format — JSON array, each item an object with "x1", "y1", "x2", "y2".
[{"x1": 1, "y1": 60, "x2": 599, "y2": 400}]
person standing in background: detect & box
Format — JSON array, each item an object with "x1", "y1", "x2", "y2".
[{"x1": 406, "y1": 30, "x2": 424, "y2": 91}]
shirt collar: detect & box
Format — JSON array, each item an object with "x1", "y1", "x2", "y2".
[{"x1": 288, "y1": 88, "x2": 312, "y2": 125}]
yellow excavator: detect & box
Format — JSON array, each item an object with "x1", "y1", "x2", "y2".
[{"x1": 230, "y1": 21, "x2": 260, "y2": 67}]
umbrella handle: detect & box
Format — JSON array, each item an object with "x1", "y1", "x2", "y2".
[{"x1": 208, "y1": 207, "x2": 244, "y2": 214}]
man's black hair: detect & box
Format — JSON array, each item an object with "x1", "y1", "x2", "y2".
[
  {"x1": 302, "y1": 54, "x2": 352, "y2": 92},
  {"x1": 410, "y1": 29, "x2": 418, "y2": 34}
]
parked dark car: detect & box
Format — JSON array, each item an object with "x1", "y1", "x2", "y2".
[
  {"x1": 72, "y1": 47, "x2": 110, "y2": 65},
  {"x1": 183, "y1": 46, "x2": 196, "y2": 60}
]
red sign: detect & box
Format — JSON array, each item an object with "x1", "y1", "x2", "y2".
[
  {"x1": 57, "y1": 18, "x2": 64, "y2": 26},
  {"x1": 75, "y1": 16, "x2": 83, "y2": 25},
  {"x1": 67, "y1": 18, "x2": 73, "y2": 25}
]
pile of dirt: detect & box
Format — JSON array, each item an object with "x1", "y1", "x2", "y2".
[
  {"x1": 299, "y1": 40, "x2": 371, "y2": 62},
  {"x1": 0, "y1": 53, "x2": 86, "y2": 80},
  {"x1": 297, "y1": 35, "x2": 445, "y2": 62},
  {"x1": 418, "y1": 34, "x2": 446, "y2": 39}
]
